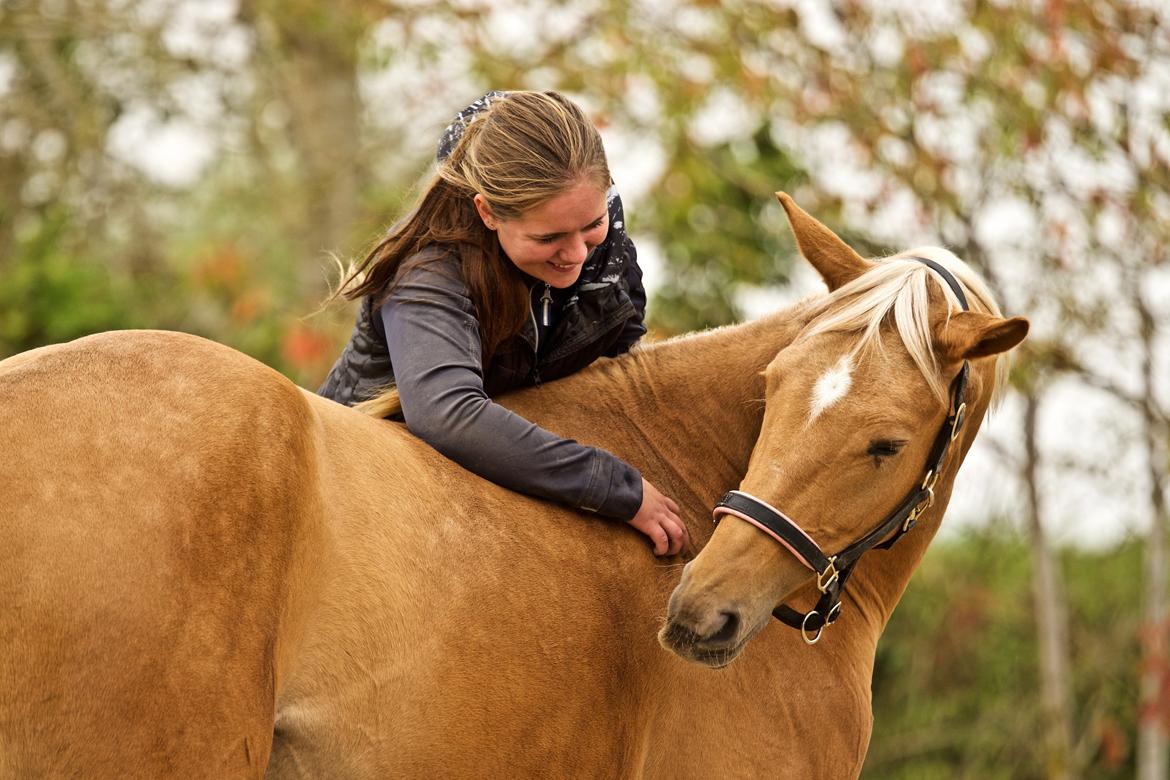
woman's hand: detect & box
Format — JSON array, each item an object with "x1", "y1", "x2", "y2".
[{"x1": 628, "y1": 478, "x2": 690, "y2": 556}]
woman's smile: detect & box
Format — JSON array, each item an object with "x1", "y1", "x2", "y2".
[{"x1": 479, "y1": 180, "x2": 609, "y2": 288}]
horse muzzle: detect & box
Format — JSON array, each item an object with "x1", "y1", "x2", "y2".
[
  {"x1": 659, "y1": 614, "x2": 748, "y2": 669},
  {"x1": 658, "y1": 566, "x2": 769, "y2": 667}
]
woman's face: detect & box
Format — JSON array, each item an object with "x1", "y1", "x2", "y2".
[{"x1": 474, "y1": 180, "x2": 609, "y2": 288}]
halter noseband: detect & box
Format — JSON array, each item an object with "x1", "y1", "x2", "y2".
[{"x1": 711, "y1": 258, "x2": 971, "y2": 645}]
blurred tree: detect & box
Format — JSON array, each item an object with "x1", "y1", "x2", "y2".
[
  {"x1": 635, "y1": 126, "x2": 805, "y2": 332},
  {"x1": 0, "y1": 0, "x2": 396, "y2": 385},
  {"x1": 1023, "y1": 388, "x2": 1076, "y2": 778},
  {"x1": 867, "y1": 530, "x2": 1142, "y2": 778},
  {"x1": 236, "y1": 0, "x2": 365, "y2": 288},
  {"x1": 0, "y1": 0, "x2": 176, "y2": 348}
]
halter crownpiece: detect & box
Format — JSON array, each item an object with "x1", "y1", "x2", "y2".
[{"x1": 711, "y1": 258, "x2": 972, "y2": 645}]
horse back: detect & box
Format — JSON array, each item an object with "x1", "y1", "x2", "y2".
[{"x1": 0, "y1": 330, "x2": 324, "y2": 778}]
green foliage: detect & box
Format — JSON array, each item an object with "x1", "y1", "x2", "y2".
[
  {"x1": 866, "y1": 531, "x2": 1140, "y2": 778},
  {"x1": 0, "y1": 209, "x2": 144, "y2": 353},
  {"x1": 639, "y1": 125, "x2": 804, "y2": 334}
]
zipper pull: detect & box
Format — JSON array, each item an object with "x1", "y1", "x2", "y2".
[{"x1": 540, "y1": 284, "x2": 552, "y2": 326}]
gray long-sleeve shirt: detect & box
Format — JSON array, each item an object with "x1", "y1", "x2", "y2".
[
  {"x1": 318, "y1": 89, "x2": 648, "y2": 518},
  {"x1": 380, "y1": 255, "x2": 644, "y2": 519}
]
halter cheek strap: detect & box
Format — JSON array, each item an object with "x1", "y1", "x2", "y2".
[{"x1": 711, "y1": 258, "x2": 971, "y2": 645}]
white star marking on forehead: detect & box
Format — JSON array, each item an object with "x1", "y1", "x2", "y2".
[{"x1": 809, "y1": 356, "x2": 853, "y2": 422}]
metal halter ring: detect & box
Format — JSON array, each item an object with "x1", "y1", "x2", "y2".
[
  {"x1": 904, "y1": 488, "x2": 936, "y2": 532},
  {"x1": 801, "y1": 602, "x2": 843, "y2": 645},
  {"x1": 903, "y1": 488, "x2": 931, "y2": 530},
  {"x1": 801, "y1": 611, "x2": 825, "y2": 645}
]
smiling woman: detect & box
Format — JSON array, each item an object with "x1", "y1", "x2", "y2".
[
  {"x1": 473, "y1": 180, "x2": 610, "y2": 285},
  {"x1": 316, "y1": 90, "x2": 689, "y2": 556}
]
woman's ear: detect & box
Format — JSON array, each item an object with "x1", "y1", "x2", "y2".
[{"x1": 472, "y1": 194, "x2": 497, "y2": 230}]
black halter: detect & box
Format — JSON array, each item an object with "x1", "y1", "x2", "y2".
[{"x1": 712, "y1": 258, "x2": 971, "y2": 644}]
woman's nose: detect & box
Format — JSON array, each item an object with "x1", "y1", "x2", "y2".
[{"x1": 560, "y1": 236, "x2": 589, "y2": 264}]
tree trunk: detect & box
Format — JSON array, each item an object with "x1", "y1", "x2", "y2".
[
  {"x1": 240, "y1": 0, "x2": 364, "y2": 293},
  {"x1": 1023, "y1": 391, "x2": 1077, "y2": 779},
  {"x1": 1138, "y1": 284, "x2": 1169, "y2": 780}
]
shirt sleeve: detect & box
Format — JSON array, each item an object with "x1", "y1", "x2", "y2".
[{"x1": 383, "y1": 260, "x2": 644, "y2": 520}]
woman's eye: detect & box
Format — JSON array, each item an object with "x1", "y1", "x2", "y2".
[
  {"x1": 537, "y1": 220, "x2": 604, "y2": 245},
  {"x1": 867, "y1": 440, "x2": 907, "y2": 463}
]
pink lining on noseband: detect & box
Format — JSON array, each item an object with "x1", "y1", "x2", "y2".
[{"x1": 711, "y1": 490, "x2": 823, "y2": 573}]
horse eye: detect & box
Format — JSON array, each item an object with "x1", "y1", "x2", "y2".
[{"x1": 867, "y1": 440, "x2": 907, "y2": 459}]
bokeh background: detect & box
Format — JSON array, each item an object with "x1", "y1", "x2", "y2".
[{"x1": 3, "y1": 1, "x2": 1168, "y2": 776}]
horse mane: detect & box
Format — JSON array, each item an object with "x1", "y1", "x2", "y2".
[{"x1": 796, "y1": 247, "x2": 1010, "y2": 405}]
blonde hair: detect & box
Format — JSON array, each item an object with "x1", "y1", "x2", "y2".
[
  {"x1": 798, "y1": 248, "x2": 1010, "y2": 404},
  {"x1": 450, "y1": 91, "x2": 610, "y2": 221},
  {"x1": 338, "y1": 91, "x2": 611, "y2": 417}
]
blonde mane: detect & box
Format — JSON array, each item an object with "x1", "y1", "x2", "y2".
[{"x1": 798, "y1": 247, "x2": 1009, "y2": 404}]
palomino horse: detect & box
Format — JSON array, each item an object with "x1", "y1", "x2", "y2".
[{"x1": 0, "y1": 195, "x2": 1026, "y2": 778}]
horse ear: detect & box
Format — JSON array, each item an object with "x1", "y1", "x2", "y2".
[
  {"x1": 936, "y1": 311, "x2": 1030, "y2": 362},
  {"x1": 776, "y1": 192, "x2": 872, "y2": 291}
]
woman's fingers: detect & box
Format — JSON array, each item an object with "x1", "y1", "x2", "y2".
[
  {"x1": 674, "y1": 514, "x2": 691, "y2": 551},
  {"x1": 630, "y1": 478, "x2": 691, "y2": 556},
  {"x1": 667, "y1": 520, "x2": 683, "y2": 556},
  {"x1": 660, "y1": 516, "x2": 685, "y2": 556}
]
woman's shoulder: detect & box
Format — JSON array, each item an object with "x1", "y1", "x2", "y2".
[
  {"x1": 404, "y1": 242, "x2": 461, "y2": 266},
  {"x1": 384, "y1": 243, "x2": 472, "y2": 303},
  {"x1": 392, "y1": 243, "x2": 464, "y2": 284}
]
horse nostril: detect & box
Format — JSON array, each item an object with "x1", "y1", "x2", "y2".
[{"x1": 708, "y1": 610, "x2": 740, "y2": 645}]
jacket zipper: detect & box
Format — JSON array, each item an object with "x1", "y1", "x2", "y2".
[
  {"x1": 540, "y1": 283, "x2": 552, "y2": 326},
  {"x1": 528, "y1": 283, "x2": 549, "y2": 385}
]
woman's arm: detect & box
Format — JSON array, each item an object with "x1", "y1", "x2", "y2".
[{"x1": 384, "y1": 260, "x2": 643, "y2": 520}]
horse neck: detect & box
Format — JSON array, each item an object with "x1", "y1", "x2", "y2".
[
  {"x1": 602, "y1": 308, "x2": 810, "y2": 541},
  {"x1": 836, "y1": 513, "x2": 941, "y2": 653}
]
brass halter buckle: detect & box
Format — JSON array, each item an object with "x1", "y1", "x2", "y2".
[
  {"x1": 950, "y1": 402, "x2": 968, "y2": 442},
  {"x1": 816, "y1": 556, "x2": 839, "y2": 594},
  {"x1": 903, "y1": 471, "x2": 938, "y2": 532}
]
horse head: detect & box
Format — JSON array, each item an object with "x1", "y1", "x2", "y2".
[{"x1": 660, "y1": 193, "x2": 1028, "y2": 667}]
